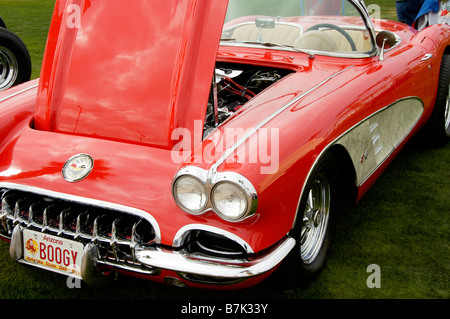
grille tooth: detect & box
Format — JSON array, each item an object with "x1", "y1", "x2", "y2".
[
  {"x1": 41, "y1": 204, "x2": 54, "y2": 232},
  {"x1": 27, "y1": 203, "x2": 35, "y2": 225},
  {"x1": 58, "y1": 209, "x2": 66, "y2": 235},
  {"x1": 58, "y1": 207, "x2": 78, "y2": 237},
  {"x1": 131, "y1": 219, "x2": 141, "y2": 245},
  {"x1": 17, "y1": 198, "x2": 35, "y2": 225},
  {"x1": 29, "y1": 202, "x2": 45, "y2": 229},
  {"x1": 1, "y1": 191, "x2": 13, "y2": 215},
  {"x1": 111, "y1": 217, "x2": 121, "y2": 261},
  {"x1": 75, "y1": 211, "x2": 88, "y2": 240},
  {"x1": 0, "y1": 194, "x2": 13, "y2": 235},
  {"x1": 2, "y1": 191, "x2": 17, "y2": 215},
  {"x1": 0, "y1": 187, "x2": 157, "y2": 273},
  {"x1": 92, "y1": 215, "x2": 102, "y2": 241},
  {"x1": 130, "y1": 220, "x2": 139, "y2": 261},
  {"x1": 13, "y1": 199, "x2": 24, "y2": 222}
]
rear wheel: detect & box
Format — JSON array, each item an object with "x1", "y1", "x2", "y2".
[
  {"x1": 428, "y1": 54, "x2": 450, "y2": 145},
  {"x1": 0, "y1": 27, "x2": 31, "y2": 91},
  {"x1": 279, "y1": 153, "x2": 340, "y2": 286}
]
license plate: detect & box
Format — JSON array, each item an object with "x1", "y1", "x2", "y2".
[{"x1": 22, "y1": 229, "x2": 85, "y2": 278}]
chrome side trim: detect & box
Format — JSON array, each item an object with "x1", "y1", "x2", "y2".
[
  {"x1": 0, "y1": 182, "x2": 161, "y2": 244},
  {"x1": 0, "y1": 82, "x2": 38, "y2": 103},
  {"x1": 335, "y1": 97, "x2": 424, "y2": 186},
  {"x1": 210, "y1": 66, "x2": 354, "y2": 173},
  {"x1": 292, "y1": 97, "x2": 424, "y2": 228},
  {"x1": 136, "y1": 236, "x2": 296, "y2": 279},
  {"x1": 172, "y1": 224, "x2": 254, "y2": 254}
]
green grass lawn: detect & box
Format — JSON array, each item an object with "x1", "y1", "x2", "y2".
[{"x1": 0, "y1": 0, "x2": 448, "y2": 300}]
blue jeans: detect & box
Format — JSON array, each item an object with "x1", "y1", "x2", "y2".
[{"x1": 396, "y1": 0, "x2": 425, "y2": 25}]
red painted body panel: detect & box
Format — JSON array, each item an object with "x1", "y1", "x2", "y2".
[{"x1": 1, "y1": 0, "x2": 450, "y2": 289}]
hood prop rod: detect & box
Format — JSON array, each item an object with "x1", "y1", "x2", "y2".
[{"x1": 212, "y1": 73, "x2": 220, "y2": 127}]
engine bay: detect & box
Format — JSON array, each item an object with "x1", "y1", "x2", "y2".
[{"x1": 204, "y1": 63, "x2": 292, "y2": 138}]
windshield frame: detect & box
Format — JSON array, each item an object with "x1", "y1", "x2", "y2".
[{"x1": 220, "y1": 0, "x2": 378, "y2": 59}]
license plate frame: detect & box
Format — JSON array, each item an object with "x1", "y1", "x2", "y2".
[{"x1": 22, "y1": 229, "x2": 85, "y2": 278}]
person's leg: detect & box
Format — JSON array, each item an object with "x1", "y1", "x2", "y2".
[
  {"x1": 396, "y1": 1, "x2": 412, "y2": 24},
  {"x1": 399, "y1": 0, "x2": 426, "y2": 25}
]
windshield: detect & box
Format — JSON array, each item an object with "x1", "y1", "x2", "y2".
[{"x1": 221, "y1": 0, "x2": 375, "y2": 56}]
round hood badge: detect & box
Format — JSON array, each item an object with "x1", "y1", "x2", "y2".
[{"x1": 62, "y1": 154, "x2": 94, "y2": 182}]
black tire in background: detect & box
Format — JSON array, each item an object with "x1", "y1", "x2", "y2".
[{"x1": 0, "y1": 27, "x2": 32, "y2": 91}]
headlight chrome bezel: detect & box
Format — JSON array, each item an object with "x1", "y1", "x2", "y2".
[
  {"x1": 172, "y1": 166, "x2": 258, "y2": 222},
  {"x1": 172, "y1": 175, "x2": 208, "y2": 214}
]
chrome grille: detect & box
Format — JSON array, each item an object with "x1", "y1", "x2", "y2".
[{"x1": 0, "y1": 187, "x2": 157, "y2": 273}]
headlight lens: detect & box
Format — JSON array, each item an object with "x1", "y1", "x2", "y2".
[
  {"x1": 173, "y1": 176, "x2": 207, "y2": 213},
  {"x1": 212, "y1": 182, "x2": 248, "y2": 221}
]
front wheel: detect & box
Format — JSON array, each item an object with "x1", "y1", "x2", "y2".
[
  {"x1": 278, "y1": 153, "x2": 340, "y2": 286},
  {"x1": 299, "y1": 169, "x2": 331, "y2": 266}
]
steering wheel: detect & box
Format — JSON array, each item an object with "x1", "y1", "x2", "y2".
[{"x1": 306, "y1": 23, "x2": 357, "y2": 51}]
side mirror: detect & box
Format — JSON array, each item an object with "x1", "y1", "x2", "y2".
[{"x1": 376, "y1": 31, "x2": 397, "y2": 61}]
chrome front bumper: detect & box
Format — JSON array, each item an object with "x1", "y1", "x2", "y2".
[
  {"x1": 9, "y1": 222, "x2": 295, "y2": 286},
  {"x1": 135, "y1": 236, "x2": 296, "y2": 280}
]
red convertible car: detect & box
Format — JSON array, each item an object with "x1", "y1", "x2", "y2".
[{"x1": 0, "y1": 0, "x2": 449, "y2": 290}]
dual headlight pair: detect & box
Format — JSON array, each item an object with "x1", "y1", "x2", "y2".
[{"x1": 172, "y1": 167, "x2": 258, "y2": 222}]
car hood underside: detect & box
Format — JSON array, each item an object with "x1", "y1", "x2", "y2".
[{"x1": 33, "y1": 0, "x2": 228, "y2": 150}]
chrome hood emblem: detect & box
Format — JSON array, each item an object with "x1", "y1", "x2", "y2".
[{"x1": 62, "y1": 154, "x2": 94, "y2": 182}]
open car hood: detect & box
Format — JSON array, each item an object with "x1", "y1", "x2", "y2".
[{"x1": 34, "y1": 0, "x2": 228, "y2": 149}]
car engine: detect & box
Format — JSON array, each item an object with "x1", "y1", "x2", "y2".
[{"x1": 204, "y1": 63, "x2": 292, "y2": 138}]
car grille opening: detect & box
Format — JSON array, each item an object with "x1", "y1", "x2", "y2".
[
  {"x1": 178, "y1": 230, "x2": 251, "y2": 285},
  {"x1": 184, "y1": 230, "x2": 249, "y2": 260},
  {"x1": 0, "y1": 187, "x2": 157, "y2": 273}
]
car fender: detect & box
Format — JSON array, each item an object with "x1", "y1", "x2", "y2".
[{"x1": 0, "y1": 80, "x2": 38, "y2": 157}]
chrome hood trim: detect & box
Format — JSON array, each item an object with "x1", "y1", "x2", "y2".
[{"x1": 210, "y1": 66, "x2": 354, "y2": 173}]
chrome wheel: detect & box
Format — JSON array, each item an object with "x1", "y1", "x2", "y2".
[
  {"x1": 300, "y1": 172, "x2": 331, "y2": 265},
  {"x1": 278, "y1": 154, "x2": 339, "y2": 287},
  {"x1": 0, "y1": 46, "x2": 19, "y2": 91},
  {"x1": 444, "y1": 84, "x2": 450, "y2": 134}
]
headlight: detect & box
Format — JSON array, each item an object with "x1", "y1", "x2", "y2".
[
  {"x1": 172, "y1": 167, "x2": 258, "y2": 222},
  {"x1": 173, "y1": 175, "x2": 207, "y2": 214},
  {"x1": 212, "y1": 182, "x2": 248, "y2": 221}
]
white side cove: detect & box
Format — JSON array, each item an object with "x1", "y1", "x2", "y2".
[{"x1": 336, "y1": 97, "x2": 424, "y2": 186}]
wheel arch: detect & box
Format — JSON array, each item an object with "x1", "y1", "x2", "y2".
[
  {"x1": 444, "y1": 46, "x2": 450, "y2": 56},
  {"x1": 280, "y1": 143, "x2": 358, "y2": 283},
  {"x1": 327, "y1": 144, "x2": 358, "y2": 209},
  {"x1": 291, "y1": 143, "x2": 358, "y2": 231}
]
